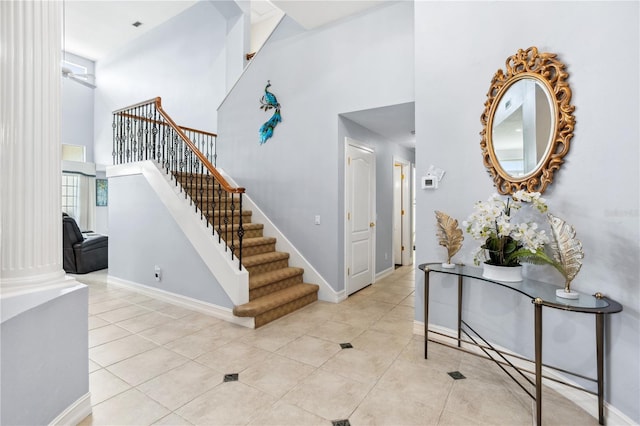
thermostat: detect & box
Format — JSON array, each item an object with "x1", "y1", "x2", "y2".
[{"x1": 421, "y1": 174, "x2": 438, "y2": 189}]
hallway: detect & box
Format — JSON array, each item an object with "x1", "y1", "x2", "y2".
[{"x1": 78, "y1": 266, "x2": 595, "y2": 425}]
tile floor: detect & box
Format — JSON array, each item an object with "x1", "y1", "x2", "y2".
[{"x1": 76, "y1": 266, "x2": 596, "y2": 426}]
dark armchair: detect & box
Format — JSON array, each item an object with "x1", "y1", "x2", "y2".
[{"x1": 62, "y1": 213, "x2": 108, "y2": 274}]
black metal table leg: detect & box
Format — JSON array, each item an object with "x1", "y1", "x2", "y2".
[
  {"x1": 596, "y1": 313, "x2": 605, "y2": 425},
  {"x1": 457, "y1": 275, "x2": 463, "y2": 347},
  {"x1": 534, "y1": 298, "x2": 543, "y2": 425},
  {"x1": 424, "y1": 268, "x2": 430, "y2": 359}
]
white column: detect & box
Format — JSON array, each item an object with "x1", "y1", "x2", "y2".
[{"x1": 0, "y1": 0, "x2": 67, "y2": 293}]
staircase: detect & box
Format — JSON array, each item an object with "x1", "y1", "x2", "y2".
[
  {"x1": 174, "y1": 172, "x2": 319, "y2": 328},
  {"x1": 112, "y1": 97, "x2": 319, "y2": 329}
]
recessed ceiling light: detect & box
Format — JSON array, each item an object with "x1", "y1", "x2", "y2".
[{"x1": 132, "y1": 21, "x2": 142, "y2": 27}]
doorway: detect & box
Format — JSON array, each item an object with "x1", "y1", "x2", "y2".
[
  {"x1": 345, "y1": 139, "x2": 376, "y2": 296},
  {"x1": 393, "y1": 158, "x2": 412, "y2": 267}
]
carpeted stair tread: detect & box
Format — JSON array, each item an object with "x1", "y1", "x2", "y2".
[
  {"x1": 217, "y1": 223, "x2": 262, "y2": 233},
  {"x1": 243, "y1": 237, "x2": 277, "y2": 248},
  {"x1": 254, "y1": 292, "x2": 317, "y2": 328},
  {"x1": 233, "y1": 283, "x2": 320, "y2": 317},
  {"x1": 249, "y1": 267, "x2": 304, "y2": 290},
  {"x1": 242, "y1": 251, "x2": 289, "y2": 267},
  {"x1": 208, "y1": 209, "x2": 252, "y2": 216},
  {"x1": 236, "y1": 223, "x2": 262, "y2": 231}
]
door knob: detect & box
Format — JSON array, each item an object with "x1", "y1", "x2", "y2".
[{"x1": 370, "y1": 222, "x2": 375, "y2": 227}]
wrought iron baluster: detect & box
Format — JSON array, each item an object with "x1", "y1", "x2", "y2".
[
  {"x1": 132, "y1": 108, "x2": 140, "y2": 161},
  {"x1": 186, "y1": 152, "x2": 193, "y2": 202},
  {"x1": 119, "y1": 115, "x2": 125, "y2": 164},
  {"x1": 125, "y1": 117, "x2": 131, "y2": 162},
  {"x1": 216, "y1": 182, "x2": 223, "y2": 244},
  {"x1": 205, "y1": 173, "x2": 213, "y2": 230},
  {"x1": 213, "y1": 135, "x2": 217, "y2": 167},
  {"x1": 197, "y1": 161, "x2": 203, "y2": 216},
  {"x1": 229, "y1": 193, "x2": 236, "y2": 260},
  {"x1": 152, "y1": 108, "x2": 159, "y2": 163},
  {"x1": 237, "y1": 194, "x2": 244, "y2": 269}
]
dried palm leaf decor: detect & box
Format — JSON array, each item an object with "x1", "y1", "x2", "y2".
[
  {"x1": 548, "y1": 213, "x2": 584, "y2": 299},
  {"x1": 435, "y1": 211, "x2": 464, "y2": 268}
]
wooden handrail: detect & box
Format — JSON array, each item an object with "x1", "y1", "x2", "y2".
[
  {"x1": 116, "y1": 112, "x2": 218, "y2": 138},
  {"x1": 112, "y1": 97, "x2": 160, "y2": 113},
  {"x1": 114, "y1": 97, "x2": 243, "y2": 194}
]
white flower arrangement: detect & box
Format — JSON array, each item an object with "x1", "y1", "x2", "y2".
[{"x1": 463, "y1": 190, "x2": 551, "y2": 266}]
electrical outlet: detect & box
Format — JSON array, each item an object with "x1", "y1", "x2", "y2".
[{"x1": 154, "y1": 265, "x2": 161, "y2": 282}]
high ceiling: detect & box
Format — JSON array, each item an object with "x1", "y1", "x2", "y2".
[
  {"x1": 62, "y1": 0, "x2": 414, "y2": 148},
  {"x1": 63, "y1": 0, "x2": 385, "y2": 61},
  {"x1": 63, "y1": 1, "x2": 199, "y2": 61}
]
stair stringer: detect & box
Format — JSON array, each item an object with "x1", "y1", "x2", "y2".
[
  {"x1": 218, "y1": 169, "x2": 345, "y2": 303},
  {"x1": 108, "y1": 161, "x2": 250, "y2": 308}
]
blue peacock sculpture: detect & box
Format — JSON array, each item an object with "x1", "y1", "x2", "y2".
[{"x1": 259, "y1": 80, "x2": 281, "y2": 144}]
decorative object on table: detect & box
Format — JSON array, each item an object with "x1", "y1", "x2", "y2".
[
  {"x1": 434, "y1": 210, "x2": 464, "y2": 268},
  {"x1": 259, "y1": 80, "x2": 281, "y2": 144},
  {"x1": 547, "y1": 213, "x2": 584, "y2": 299},
  {"x1": 464, "y1": 191, "x2": 554, "y2": 282}
]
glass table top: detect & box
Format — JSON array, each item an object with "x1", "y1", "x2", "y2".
[{"x1": 419, "y1": 263, "x2": 622, "y2": 314}]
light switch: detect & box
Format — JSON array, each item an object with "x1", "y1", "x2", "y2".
[{"x1": 315, "y1": 215, "x2": 321, "y2": 225}]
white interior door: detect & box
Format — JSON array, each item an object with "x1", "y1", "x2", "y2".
[
  {"x1": 400, "y1": 161, "x2": 412, "y2": 266},
  {"x1": 393, "y1": 164, "x2": 402, "y2": 265},
  {"x1": 393, "y1": 158, "x2": 413, "y2": 266},
  {"x1": 346, "y1": 140, "x2": 375, "y2": 295}
]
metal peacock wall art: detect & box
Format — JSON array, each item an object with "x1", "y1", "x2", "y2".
[{"x1": 259, "y1": 80, "x2": 281, "y2": 144}]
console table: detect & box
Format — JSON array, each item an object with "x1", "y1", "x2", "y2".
[{"x1": 418, "y1": 262, "x2": 622, "y2": 425}]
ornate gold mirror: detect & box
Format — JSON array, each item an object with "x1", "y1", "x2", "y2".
[{"x1": 480, "y1": 47, "x2": 576, "y2": 194}]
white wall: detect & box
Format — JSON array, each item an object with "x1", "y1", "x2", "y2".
[
  {"x1": 414, "y1": 1, "x2": 639, "y2": 422},
  {"x1": 1, "y1": 285, "x2": 88, "y2": 425},
  {"x1": 251, "y1": 12, "x2": 285, "y2": 53},
  {"x1": 216, "y1": 2, "x2": 414, "y2": 291},
  {"x1": 93, "y1": 1, "x2": 232, "y2": 167},
  {"x1": 62, "y1": 52, "x2": 95, "y2": 162}
]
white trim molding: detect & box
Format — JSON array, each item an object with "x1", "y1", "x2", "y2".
[
  {"x1": 49, "y1": 392, "x2": 92, "y2": 426},
  {"x1": 376, "y1": 266, "x2": 395, "y2": 281},
  {"x1": 109, "y1": 276, "x2": 254, "y2": 328},
  {"x1": 412, "y1": 321, "x2": 634, "y2": 426}
]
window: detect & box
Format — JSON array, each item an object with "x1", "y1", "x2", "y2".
[
  {"x1": 62, "y1": 60, "x2": 88, "y2": 79},
  {"x1": 62, "y1": 174, "x2": 79, "y2": 219},
  {"x1": 62, "y1": 144, "x2": 86, "y2": 162}
]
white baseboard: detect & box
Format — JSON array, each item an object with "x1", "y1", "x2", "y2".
[
  {"x1": 49, "y1": 392, "x2": 92, "y2": 426},
  {"x1": 412, "y1": 321, "x2": 633, "y2": 426},
  {"x1": 376, "y1": 266, "x2": 395, "y2": 281},
  {"x1": 108, "y1": 276, "x2": 255, "y2": 328}
]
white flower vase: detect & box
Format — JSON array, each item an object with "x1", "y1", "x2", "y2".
[{"x1": 482, "y1": 263, "x2": 523, "y2": 282}]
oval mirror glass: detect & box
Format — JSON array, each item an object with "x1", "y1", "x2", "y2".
[{"x1": 490, "y1": 78, "x2": 554, "y2": 178}]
